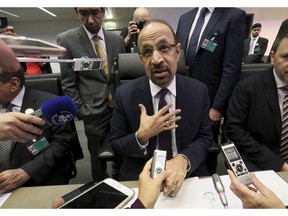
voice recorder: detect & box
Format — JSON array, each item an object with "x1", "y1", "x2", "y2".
[
  {"x1": 220, "y1": 142, "x2": 253, "y2": 185},
  {"x1": 151, "y1": 150, "x2": 167, "y2": 179}
]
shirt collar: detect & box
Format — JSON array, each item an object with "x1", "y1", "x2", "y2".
[
  {"x1": 83, "y1": 25, "x2": 105, "y2": 41},
  {"x1": 149, "y1": 76, "x2": 176, "y2": 98}
]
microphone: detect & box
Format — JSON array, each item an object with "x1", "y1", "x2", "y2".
[
  {"x1": 212, "y1": 173, "x2": 228, "y2": 209},
  {"x1": 28, "y1": 96, "x2": 78, "y2": 125}
]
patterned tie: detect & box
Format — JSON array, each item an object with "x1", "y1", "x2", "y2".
[
  {"x1": 280, "y1": 86, "x2": 288, "y2": 162},
  {"x1": 158, "y1": 89, "x2": 173, "y2": 159},
  {"x1": 95, "y1": 35, "x2": 113, "y2": 107},
  {"x1": 186, "y1": 7, "x2": 208, "y2": 66},
  {"x1": 0, "y1": 103, "x2": 14, "y2": 172}
]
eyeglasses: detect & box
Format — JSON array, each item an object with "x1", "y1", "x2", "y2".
[
  {"x1": 78, "y1": 10, "x2": 102, "y2": 19},
  {"x1": 139, "y1": 43, "x2": 177, "y2": 60}
]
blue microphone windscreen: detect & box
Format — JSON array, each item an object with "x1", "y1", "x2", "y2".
[{"x1": 41, "y1": 96, "x2": 78, "y2": 125}]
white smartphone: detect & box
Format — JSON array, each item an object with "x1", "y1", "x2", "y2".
[
  {"x1": 58, "y1": 178, "x2": 135, "y2": 209},
  {"x1": 0, "y1": 35, "x2": 66, "y2": 57},
  {"x1": 220, "y1": 142, "x2": 254, "y2": 185}
]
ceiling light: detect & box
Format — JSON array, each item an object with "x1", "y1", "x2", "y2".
[
  {"x1": 38, "y1": 7, "x2": 57, "y2": 17},
  {"x1": 0, "y1": 9, "x2": 20, "y2": 18}
]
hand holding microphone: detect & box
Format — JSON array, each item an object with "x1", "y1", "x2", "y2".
[
  {"x1": 25, "y1": 96, "x2": 78, "y2": 125},
  {"x1": 212, "y1": 173, "x2": 228, "y2": 209}
]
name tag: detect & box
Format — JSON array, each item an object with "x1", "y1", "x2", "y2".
[
  {"x1": 201, "y1": 39, "x2": 217, "y2": 53},
  {"x1": 27, "y1": 136, "x2": 49, "y2": 156}
]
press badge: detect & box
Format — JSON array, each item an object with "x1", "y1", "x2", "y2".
[
  {"x1": 201, "y1": 38, "x2": 217, "y2": 53},
  {"x1": 27, "y1": 136, "x2": 49, "y2": 156}
]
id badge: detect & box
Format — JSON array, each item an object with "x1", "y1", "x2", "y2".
[
  {"x1": 27, "y1": 136, "x2": 49, "y2": 156},
  {"x1": 201, "y1": 39, "x2": 217, "y2": 53}
]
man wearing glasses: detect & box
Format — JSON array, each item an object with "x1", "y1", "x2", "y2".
[
  {"x1": 110, "y1": 19, "x2": 213, "y2": 197},
  {"x1": 56, "y1": 8, "x2": 125, "y2": 182}
]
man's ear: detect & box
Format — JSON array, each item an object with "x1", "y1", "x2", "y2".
[
  {"x1": 270, "y1": 51, "x2": 275, "y2": 64},
  {"x1": 8, "y1": 77, "x2": 21, "y2": 92}
]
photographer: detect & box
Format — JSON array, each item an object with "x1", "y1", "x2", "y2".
[{"x1": 120, "y1": 7, "x2": 151, "y2": 53}]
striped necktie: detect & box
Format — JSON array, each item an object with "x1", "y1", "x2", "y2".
[
  {"x1": 0, "y1": 103, "x2": 14, "y2": 172},
  {"x1": 280, "y1": 86, "x2": 288, "y2": 162}
]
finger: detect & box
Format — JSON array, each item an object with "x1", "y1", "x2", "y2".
[
  {"x1": 138, "y1": 104, "x2": 147, "y2": 116},
  {"x1": 52, "y1": 197, "x2": 65, "y2": 208}
]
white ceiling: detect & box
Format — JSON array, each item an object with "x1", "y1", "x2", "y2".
[{"x1": 0, "y1": 7, "x2": 135, "y2": 24}]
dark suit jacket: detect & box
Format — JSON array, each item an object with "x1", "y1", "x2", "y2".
[
  {"x1": 243, "y1": 36, "x2": 269, "y2": 63},
  {"x1": 225, "y1": 67, "x2": 285, "y2": 171},
  {"x1": 10, "y1": 88, "x2": 74, "y2": 186},
  {"x1": 56, "y1": 26, "x2": 125, "y2": 135},
  {"x1": 176, "y1": 8, "x2": 246, "y2": 113},
  {"x1": 110, "y1": 74, "x2": 213, "y2": 181}
]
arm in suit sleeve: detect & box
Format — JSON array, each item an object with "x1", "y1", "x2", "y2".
[
  {"x1": 225, "y1": 80, "x2": 285, "y2": 171},
  {"x1": 110, "y1": 86, "x2": 147, "y2": 157},
  {"x1": 177, "y1": 81, "x2": 213, "y2": 176},
  {"x1": 19, "y1": 122, "x2": 73, "y2": 183},
  {"x1": 213, "y1": 9, "x2": 246, "y2": 112},
  {"x1": 56, "y1": 34, "x2": 86, "y2": 119}
]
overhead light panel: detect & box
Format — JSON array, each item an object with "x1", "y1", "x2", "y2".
[
  {"x1": 0, "y1": 9, "x2": 20, "y2": 18},
  {"x1": 38, "y1": 7, "x2": 57, "y2": 17}
]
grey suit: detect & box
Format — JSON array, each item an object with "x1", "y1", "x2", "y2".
[{"x1": 56, "y1": 25, "x2": 125, "y2": 181}]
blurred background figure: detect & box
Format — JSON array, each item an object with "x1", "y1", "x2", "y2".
[
  {"x1": 243, "y1": 23, "x2": 269, "y2": 64},
  {"x1": 25, "y1": 56, "x2": 44, "y2": 75},
  {"x1": 3, "y1": 25, "x2": 17, "y2": 36},
  {"x1": 120, "y1": 7, "x2": 151, "y2": 53}
]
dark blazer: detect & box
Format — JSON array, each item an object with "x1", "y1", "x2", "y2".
[
  {"x1": 243, "y1": 36, "x2": 269, "y2": 63},
  {"x1": 110, "y1": 74, "x2": 213, "y2": 181},
  {"x1": 56, "y1": 26, "x2": 125, "y2": 135},
  {"x1": 225, "y1": 67, "x2": 285, "y2": 171},
  {"x1": 176, "y1": 8, "x2": 246, "y2": 113},
  {"x1": 10, "y1": 88, "x2": 74, "y2": 186}
]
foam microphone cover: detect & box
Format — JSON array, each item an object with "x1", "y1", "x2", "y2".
[{"x1": 41, "y1": 96, "x2": 78, "y2": 125}]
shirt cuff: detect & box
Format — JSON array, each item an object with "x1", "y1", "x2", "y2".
[
  {"x1": 135, "y1": 132, "x2": 148, "y2": 155},
  {"x1": 178, "y1": 154, "x2": 191, "y2": 172}
]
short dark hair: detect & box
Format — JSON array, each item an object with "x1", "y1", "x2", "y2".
[
  {"x1": 271, "y1": 31, "x2": 288, "y2": 53},
  {"x1": 252, "y1": 23, "x2": 262, "y2": 30},
  {"x1": 0, "y1": 66, "x2": 25, "y2": 87}
]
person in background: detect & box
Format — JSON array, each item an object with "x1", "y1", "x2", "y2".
[
  {"x1": 110, "y1": 19, "x2": 213, "y2": 198},
  {"x1": 176, "y1": 7, "x2": 246, "y2": 174},
  {"x1": 56, "y1": 7, "x2": 125, "y2": 182},
  {"x1": 120, "y1": 7, "x2": 151, "y2": 53},
  {"x1": 0, "y1": 65, "x2": 75, "y2": 193},
  {"x1": 227, "y1": 170, "x2": 285, "y2": 208},
  {"x1": 25, "y1": 56, "x2": 43, "y2": 75},
  {"x1": 3, "y1": 25, "x2": 17, "y2": 36},
  {"x1": 243, "y1": 23, "x2": 269, "y2": 64},
  {"x1": 225, "y1": 32, "x2": 288, "y2": 172}
]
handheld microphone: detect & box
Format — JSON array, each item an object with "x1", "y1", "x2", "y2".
[
  {"x1": 29, "y1": 96, "x2": 78, "y2": 125},
  {"x1": 212, "y1": 173, "x2": 228, "y2": 209}
]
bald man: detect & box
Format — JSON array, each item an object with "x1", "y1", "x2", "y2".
[{"x1": 120, "y1": 7, "x2": 151, "y2": 53}]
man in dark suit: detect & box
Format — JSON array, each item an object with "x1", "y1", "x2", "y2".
[
  {"x1": 176, "y1": 7, "x2": 246, "y2": 174},
  {"x1": 225, "y1": 32, "x2": 288, "y2": 173},
  {"x1": 110, "y1": 19, "x2": 213, "y2": 197},
  {"x1": 56, "y1": 7, "x2": 125, "y2": 182},
  {"x1": 243, "y1": 23, "x2": 269, "y2": 64},
  {"x1": 0, "y1": 66, "x2": 74, "y2": 193}
]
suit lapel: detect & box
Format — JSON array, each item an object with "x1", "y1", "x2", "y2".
[
  {"x1": 182, "y1": 9, "x2": 198, "y2": 53},
  {"x1": 77, "y1": 26, "x2": 97, "y2": 58},
  {"x1": 20, "y1": 88, "x2": 40, "y2": 113},
  {"x1": 263, "y1": 68, "x2": 282, "y2": 135},
  {"x1": 198, "y1": 8, "x2": 223, "y2": 54}
]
